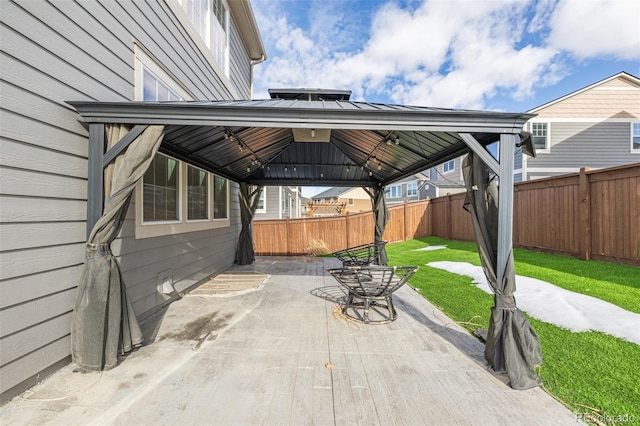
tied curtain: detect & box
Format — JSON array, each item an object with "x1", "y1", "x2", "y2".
[
  {"x1": 462, "y1": 151, "x2": 542, "y2": 390},
  {"x1": 235, "y1": 183, "x2": 264, "y2": 265},
  {"x1": 371, "y1": 185, "x2": 389, "y2": 265},
  {"x1": 72, "y1": 124, "x2": 165, "y2": 371}
]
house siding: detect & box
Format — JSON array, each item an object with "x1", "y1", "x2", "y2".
[
  {"x1": 0, "y1": 0, "x2": 250, "y2": 400},
  {"x1": 255, "y1": 186, "x2": 282, "y2": 220},
  {"x1": 532, "y1": 77, "x2": 640, "y2": 119},
  {"x1": 526, "y1": 121, "x2": 636, "y2": 172}
]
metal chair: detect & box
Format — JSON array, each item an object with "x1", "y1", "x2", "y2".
[
  {"x1": 331, "y1": 240, "x2": 388, "y2": 267},
  {"x1": 328, "y1": 265, "x2": 419, "y2": 324}
]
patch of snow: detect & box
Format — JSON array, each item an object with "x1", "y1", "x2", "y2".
[
  {"x1": 427, "y1": 261, "x2": 640, "y2": 345},
  {"x1": 416, "y1": 245, "x2": 447, "y2": 251}
]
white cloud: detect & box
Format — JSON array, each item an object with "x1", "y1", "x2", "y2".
[
  {"x1": 252, "y1": 0, "x2": 636, "y2": 109},
  {"x1": 547, "y1": 0, "x2": 640, "y2": 60}
]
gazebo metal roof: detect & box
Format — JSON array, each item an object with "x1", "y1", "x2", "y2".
[{"x1": 69, "y1": 99, "x2": 534, "y2": 187}]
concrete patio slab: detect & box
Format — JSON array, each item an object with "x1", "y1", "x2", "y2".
[{"x1": 0, "y1": 257, "x2": 578, "y2": 425}]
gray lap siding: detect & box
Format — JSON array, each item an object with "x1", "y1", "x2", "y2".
[{"x1": 0, "y1": 0, "x2": 249, "y2": 399}]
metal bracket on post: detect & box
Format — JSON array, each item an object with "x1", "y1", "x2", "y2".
[{"x1": 86, "y1": 124, "x2": 149, "y2": 240}]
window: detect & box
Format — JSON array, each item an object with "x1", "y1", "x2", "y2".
[
  {"x1": 181, "y1": 0, "x2": 229, "y2": 75},
  {"x1": 632, "y1": 123, "x2": 640, "y2": 152},
  {"x1": 255, "y1": 189, "x2": 266, "y2": 213},
  {"x1": 186, "y1": 0, "x2": 210, "y2": 45},
  {"x1": 213, "y1": 175, "x2": 228, "y2": 219},
  {"x1": 211, "y1": 0, "x2": 228, "y2": 74},
  {"x1": 187, "y1": 165, "x2": 208, "y2": 220},
  {"x1": 442, "y1": 160, "x2": 455, "y2": 173},
  {"x1": 407, "y1": 182, "x2": 418, "y2": 197},
  {"x1": 143, "y1": 154, "x2": 180, "y2": 222},
  {"x1": 385, "y1": 184, "x2": 402, "y2": 198},
  {"x1": 348, "y1": 198, "x2": 354, "y2": 206},
  {"x1": 143, "y1": 68, "x2": 181, "y2": 101},
  {"x1": 531, "y1": 122, "x2": 549, "y2": 151}
]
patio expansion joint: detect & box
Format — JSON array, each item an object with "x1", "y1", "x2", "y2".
[{"x1": 323, "y1": 270, "x2": 338, "y2": 426}]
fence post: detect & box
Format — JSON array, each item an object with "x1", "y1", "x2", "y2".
[
  {"x1": 446, "y1": 193, "x2": 452, "y2": 240},
  {"x1": 286, "y1": 218, "x2": 291, "y2": 255},
  {"x1": 345, "y1": 211, "x2": 350, "y2": 248},
  {"x1": 403, "y1": 201, "x2": 408, "y2": 241},
  {"x1": 578, "y1": 167, "x2": 592, "y2": 260}
]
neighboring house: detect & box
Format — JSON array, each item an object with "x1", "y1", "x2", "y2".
[
  {"x1": 420, "y1": 72, "x2": 640, "y2": 185},
  {"x1": 518, "y1": 71, "x2": 640, "y2": 181},
  {"x1": 383, "y1": 172, "x2": 465, "y2": 203},
  {"x1": 254, "y1": 186, "x2": 303, "y2": 219},
  {"x1": 411, "y1": 162, "x2": 467, "y2": 200},
  {"x1": 0, "y1": 0, "x2": 264, "y2": 402},
  {"x1": 310, "y1": 187, "x2": 371, "y2": 216}
]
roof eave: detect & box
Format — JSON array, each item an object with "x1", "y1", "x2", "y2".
[
  {"x1": 227, "y1": 0, "x2": 266, "y2": 61},
  {"x1": 67, "y1": 101, "x2": 534, "y2": 134}
]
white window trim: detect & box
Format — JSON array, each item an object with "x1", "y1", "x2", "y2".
[
  {"x1": 186, "y1": 164, "x2": 211, "y2": 223},
  {"x1": 167, "y1": 0, "x2": 238, "y2": 98},
  {"x1": 141, "y1": 154, "x2": 183, "y2": 225},
  {"x1": 387, "y1": 184, "x2": 402, "y2": 198},
  {"x1": 134, "y1": 43, "x2": 194, "y2": 101},
  {"x1": 255, "y1": 188, "x2": 267, "y2": 214},
  {"x1": 407, "y1": 181, "x2": 418, "y2": 197},
  {"x1": 212, "y1": 175, "x2": 230, "y2": 220},
  {"x1": 529, "y1": 121, "x2": 551, "y2": 153},
  {"x1": 442, "y1": 159, "x2": 455, "y2": 174},
  {"x1": 631, "y1": 122, "x2": 640, "y2": 153},
  {"x1": 135, "y1": 155, "x2": 231, "y2": 239},
  {"x1": 134, "y1": 48, "x2": 231, "y2": 238}
]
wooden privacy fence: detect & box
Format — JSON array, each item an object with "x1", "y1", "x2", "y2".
[
  {"x1": 513, "y1": 164, "x2": 639, "y2": 265},
  {"x1": 254, "y1": 163, "x2": 640, "y2": 266},
  {"x1": 254, "y1": 199, "x2": 431, "y2": 256}
]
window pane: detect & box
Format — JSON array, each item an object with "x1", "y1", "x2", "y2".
[
  {"x1": 157, "y1": 82, "x2": 169, "y2": 102},
  {"x1": 633, "y1": 123, "x2": 640, "y2": 151},
  {"x1": 187, "y1": 0, "x2": 210, "y2": 45},
  {"x1": 143, "y1": 154, "x2": 179, "y2": 221},
  {"x1": 142, "y1": 68, "x2": 181, "y2": 102},
  {"x1": 256, "y1": 190, "x2": 265, "y2": 211},
  {"x1": 213, "y1": 175, "x2": 228, "y2": 219},
  {"x1": 188, "y1": 166, "x2": 208, "y2": 220},
  {"x1": 143, "y1": 69, "x2": 156, "y2": 101},
  {"x1": 532, "y1": 123, "x2": 548, "y2": 150}
]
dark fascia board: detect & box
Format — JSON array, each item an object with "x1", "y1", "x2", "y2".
[{"x1": 67, "y1": 101, "x2": 535, "y2": 133}]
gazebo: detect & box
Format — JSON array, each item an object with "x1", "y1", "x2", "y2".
[{"x1": 69, "y1": 89, "x2": 542, "y2": 389}]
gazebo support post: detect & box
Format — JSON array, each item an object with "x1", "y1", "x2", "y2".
[
  {"x1": 460, "y1": 132, "x2": 542, "y2": 390},
  {"x1": 87, "y1": 123, "x2": 105, "y2": 239},
  {"x1": 497, "y1": 134, "x2": 515, "y2": 291}
]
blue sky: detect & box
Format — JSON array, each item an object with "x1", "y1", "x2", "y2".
[{"x1": 250, "y1": 0, "x2": 639, "y2": 196}]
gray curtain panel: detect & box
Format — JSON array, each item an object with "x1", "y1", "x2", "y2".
[
  {"x1": 462, "y1": 151, "x2": 542, "y2": 390},
  {"x1": 72, "y1": 124, "x2": 165, "y2": 371},
  {"x1": 371, "y1": 186, "x2": 389, "y2": 265},
  {"x1": 235, "y1": 183, "x2": 264, "y2": 265}
]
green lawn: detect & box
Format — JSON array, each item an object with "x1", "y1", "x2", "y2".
[{"x1": 386, "y1": 237, "x2": 640, "y2": 423}]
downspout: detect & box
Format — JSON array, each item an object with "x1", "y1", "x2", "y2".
[{"x1": 249, "y1": 55, "x2": 266, "y2": 98}]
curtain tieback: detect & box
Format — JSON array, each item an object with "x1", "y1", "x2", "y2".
[
  {"x1": 494, "y1": 294, "x2": 516, "y2": 310},
  {"x1": 86, "y1": 243, "x2": 112, "y2": 258}
]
